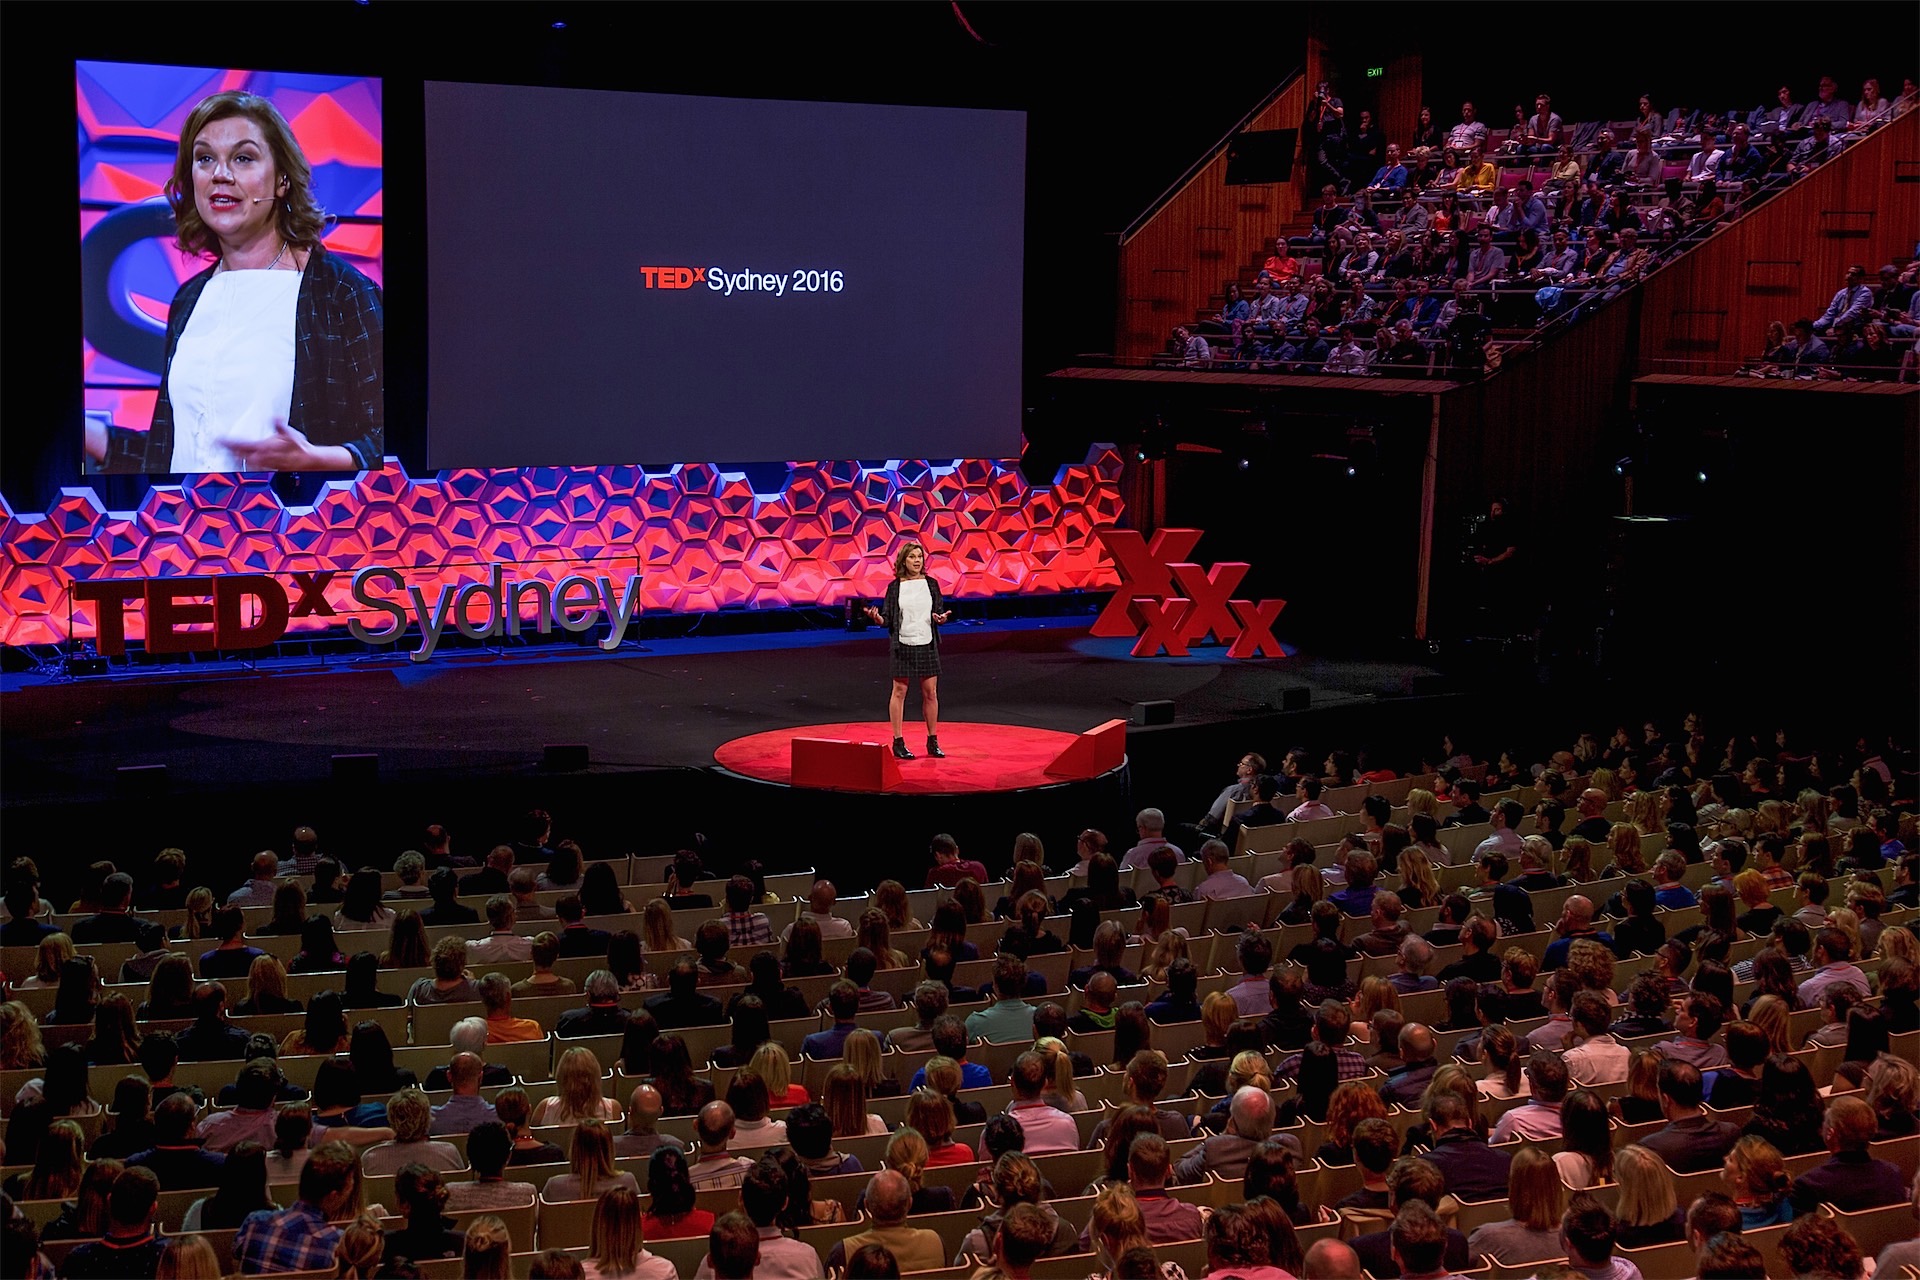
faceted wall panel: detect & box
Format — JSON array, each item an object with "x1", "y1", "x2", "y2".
[{"x1": 0, "y1": 454, "x2": 1125, "y2": 647}]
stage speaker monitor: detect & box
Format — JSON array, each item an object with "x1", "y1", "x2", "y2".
[
  {"x1": 1130, "y1": 700, "x2": 1175, "y2": 727},
  {"x1": 116, "y1": 764, "x2": 167, "y2": 794},
  {"x1": 542, "y1": 744, "x2": 590, "y2": 772},
  {"x1": 1280, "y1": 686, "x2": 1311, "y2": 712},
  {"x1": 331, "y1": 753, "x2": 378, "y2": 784},
  {"x1": 1225, "y1": 129, "x2": 1298, "y2": 185}
]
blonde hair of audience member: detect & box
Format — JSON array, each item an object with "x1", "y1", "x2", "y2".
[
  {"x1": 588, "y1": 1186, "x2": 643, "y2": 1276},
  {"x1": 1722, "y1": 1136, "x2": 1790, "y2": 1206},
  {"x1": 155, "y1": 1235, "x2": 223, "y2": 1280},
  {"x1": 1747, "y1": 995, "x2": 1792, "y2": 1055},
  {"x1": 873, "y1": 879, "x2": 921, "y2": 932},
  {"x1": 463, "y1": 1214, "x2": 512, "y2": 1280},
  {"x1": 746, "y1": 1041, "x2": 794, "y2": 1102},
  {"x1": 1562, "y1": 837, "x2": 1595, "y2": 883},
  {"x1": 1608, "y1": 823, "x2": 1646, "y2": 873},
  {"x1": 1625, "y1": 790, "x2": 1660, "y2": 836},
  {"x1": 1141, "y1": 924, "x2": 1188, "y2": 982},
  {"x1": 332, "y1": 1214, "x2": 385, "y2": 1280},
  {"x1": 1613, "y1": 1050, "x2": 1661, "y2": 1121},
  {"x1": 383, "y1": 1088, "x2": 433, "y2": 1144},
  {"x1": 823, "y1": 1064, "x2": 872, "y2": 1139},
  {"x1": 1326, "y1": 1081, "x2": 1389, "y2": 1151},
  {"x1": 643, "y1": 899, "x2": 688, "y2": 952},
  {"x1": 1826, "y1": 908, "x2": 1862, "y2": 964},
  {"x1": 1422, "y1": 1064, "x2": 1486, "y2": 1135},
  {"x1": 886, "y1": 1124, "x2": 932, "y2": 1190},
  {"x1": 1796, "y1": 792, "x2": 1830, "y2": 837},
  {"x1": 32, "y1": 933, "x2": 74, "y2": 986},
  {"x1": 1754, "y1": 801, "x2": 1791, "y2": 842},
  {"x1": 24, "y1": 1120, "x2": 86, "y2": 1199},
  {"x1": 1228, "y1": 1050, "x2": 1273, "y2": 1096},
  {"x1": 843, "y1": 1029, "x2": 888, "y2": 1094},
  {"x1": 1136, "y1": 893, "x2": 1175, "y2": 945},
  {"x1": 1399, "y1": 848, "x2": 1439, "y2": 908},
  {"x1": 1507, "y1": 1146, "x2": 1568, "y2": 1231},
  {"x1": 1867, "y1": 1053, "x2": 1920, "y2": 1134},
  {"x1": 1590, "y1": 767, "x2": 1620, "y2": 801},
  {"x1": 1351, "y1": 977, "x2": 1399, "y2": 1041},
  {"x1": 1090, "y1": 1182, "x2": 1155, "y2": 1270},
  {"x1": 0, "y1": 1001, "x2": 47, "y2": 1070},
  {"x1": 1567, "y1": 939, "x2": 1616, "y2": 998},
  {"x1": 248, "y1": 953, "x2": 293, "y2": 1006},
  {"x1": 1012, "y1": 831, "x2": 1046, "y2": 870},
  {"x1": 177, "y1": 886, "x2": 214, "y2": 939},
  {"x1": 924, "y1": 1055, "x2": 964, "y2": 1104},
  {"x1": 1479, "y1": 1026, "x2": 1526, "y2": 1098},
  {"x1": 1201, "y1": 992, "x2": 1238, "y2": 1050},
  {"x1": 1406, "y1": 789, "x2": 1438, "y2": 820},
  {"x1": 857, "y1": 910, "x2": 908, "y2": 970},
  {"x1": 1612, "y1": 1144, "x2": 1678, "y2": 1230},
  {"x1": 559, "y1": 1121, "x2": 618, "y2": 1200},
  {"x1": 1035, "y1": 1038, "x2": 1085, "y2": 1110},
  {"x1": 1879, "y1": 925, "x2": 1919, "y2": 965},
  {"x1": 539, "y1": 1046, "x2": 618, "y2": 1126}
]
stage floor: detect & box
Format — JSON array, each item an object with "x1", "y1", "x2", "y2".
[{"x1": 1, "y1": 617, "x2": 1441, "y2": 804}]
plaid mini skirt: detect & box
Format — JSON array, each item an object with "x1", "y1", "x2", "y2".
[{"x1": 890, "y1": 639, "x2": 942, "y2": 678}]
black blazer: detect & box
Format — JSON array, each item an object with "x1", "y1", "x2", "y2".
[{"x1": 880, "y1": 576, "x2": 945, "y2": 644}]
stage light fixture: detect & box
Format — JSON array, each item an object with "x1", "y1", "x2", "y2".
[
  {"x1": 1697, "y1": 470, "x2": 1709, "y2": 484},
  {"x1": 1237, "y1": 457, "x2": 1251, "y2": 472},
  {"x1": 1613, "y1": 456, "x2": 1633, "y2": 476},
  {"x1": 1345, "y1": 465, "x2": 1358, "y2": 478}
]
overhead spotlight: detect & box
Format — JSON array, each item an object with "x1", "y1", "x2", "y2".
[
  {"x1": 1345, "y1": 465, "x2": 1358, "y2": 478},
  {"x1": 1136, "y1": 448, "x2": 1149, "y2": 463},
  {"x1": 1237, "y1": 457, "x2": 1251, "y2": 472},
  {"x1": 551, "y1": 19, "x2": 568, "y2": 28},
  {"x1": 1613, "y1": 456, "x2": 1633, "y2": 476},
  {"x1": 1697, "y1": 469, "x2": 1709, "y2": 484}
]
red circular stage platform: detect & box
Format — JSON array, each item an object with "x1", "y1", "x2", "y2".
[{"x1": 713, "y1": 721, "x2": 1111, "y2": 795}]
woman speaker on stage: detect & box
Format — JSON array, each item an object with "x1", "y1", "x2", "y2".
[{"x1": 865, "y1": 542, "x2": 951, "y2": 760}]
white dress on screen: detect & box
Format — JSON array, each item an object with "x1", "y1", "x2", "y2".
[
  {"x1": 167, "y1": 268, "x2": 299, "y2": 472},
  {"x1": 897, "y1": 578, "x2": 933, "y2": 646}
]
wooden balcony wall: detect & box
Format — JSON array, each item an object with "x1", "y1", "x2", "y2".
[
  {"x1": 1115, "y1": 75, "x2": 1309, "y2": 362},
  {"x1": 1636, "y1": 110, "x2": 1920, "y2": 375}
]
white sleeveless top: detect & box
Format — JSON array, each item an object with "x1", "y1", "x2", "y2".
[
  {"x1": 897, "y1": 578, "x2": 933, "y2": 646},
  {"x1": 168, "y1": 269, "x2": 300, "y2": 472}
]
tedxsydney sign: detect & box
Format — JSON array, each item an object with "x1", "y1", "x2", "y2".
[{"x1": 72, "y1": 567, "x2": 646, "y2": 662}]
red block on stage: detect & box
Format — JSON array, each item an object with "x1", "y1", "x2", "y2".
[
  {"x1": 791, "y1": 738, "x2": 903, "y2": 791},
  {"x1": 1044, "y1": 718, "x2": 1129, "y2": 780}
]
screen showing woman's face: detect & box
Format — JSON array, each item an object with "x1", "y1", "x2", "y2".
[{"x1": 192, "y1": 115, "x2": 281, "y2": 249}]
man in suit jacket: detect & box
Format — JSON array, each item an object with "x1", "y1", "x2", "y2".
[
  {"x1": 1789, "y1": 1096, "x2": 1910, "y2": 1215},
  {"x1": 69, "y1": 874, "x2": 158, "y2": 945},
  {"x1": 174, "y1": 983, "x2": 252, "y2": 1062},
  {"x1": 1174, "y1": 1086, "x2": 1273, "y2": 1184},
  {"x1": 642, "y1": 960, "x2": 725, "y2": 1030},
  {"x1": 553, "y1": 971, "x2": 634, "y2": 1040},
  {"x1": 552, "y1": 893, "x2": 611, "y2": 958},
  {"x1": 1418, "y1": 1092, "x2": 1512, "y2": 1200},
  {"x1": 1640, "y1": 1060, "x2": 1741, "y2": 1173}
]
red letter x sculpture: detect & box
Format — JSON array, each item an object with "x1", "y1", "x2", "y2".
[{"x1": 1090, "y1": 528, "x2": 1203, "y2": 637}]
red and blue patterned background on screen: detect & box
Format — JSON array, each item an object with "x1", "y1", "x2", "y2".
[{"x1": 77, "y1": 61, "x2": 383, "y2": 435}]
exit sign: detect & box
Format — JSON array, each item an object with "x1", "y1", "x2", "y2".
[{"x1": 1366, "y1": 66, "x2": 1385, "y2": 78}]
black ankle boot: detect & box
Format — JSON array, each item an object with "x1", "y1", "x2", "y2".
[
  {"x1": 926, "y1": 735, "x2": 946, "y2": 758},
  {"x1": 892, "y1": 737, "x2": 914, "y2": 759}
]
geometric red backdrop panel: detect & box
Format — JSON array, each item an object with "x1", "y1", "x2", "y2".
[{"x1": 0, "y1": 452, "x2": 1126, "y2": 647}]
